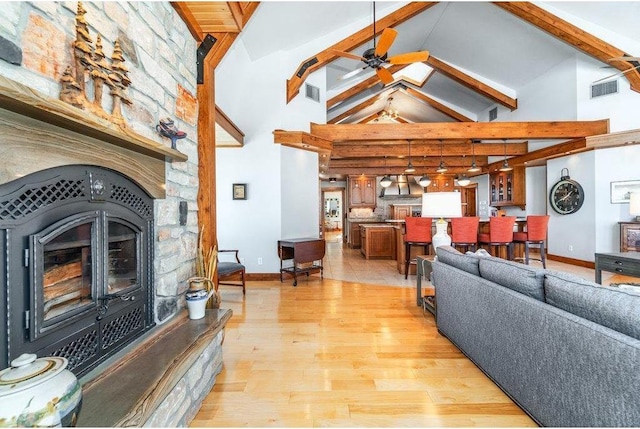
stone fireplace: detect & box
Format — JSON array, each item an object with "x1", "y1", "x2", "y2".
[{"x1": 0, "y1": 2, "x2": 226, "y2": 425}]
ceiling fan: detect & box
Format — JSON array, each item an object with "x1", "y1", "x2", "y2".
[
  {"x1": 593, "y1": 56, "x2": 640, "y2": 84},
  {"x1": 333, "y1": 3, "x2": 430, "y2": 85}
]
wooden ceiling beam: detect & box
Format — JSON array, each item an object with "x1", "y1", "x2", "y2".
[
  {"x1": 426, "y1": 56, "x2": 518, "y2": 110},
  {"x1": 327, "y1": 64, "x2": 409, "y2": 109},
  {"x1": 486, "y1": 138, "x2": 587, "y2": 171},
  {"x1": 326, "y1": 166, "x2": 478, "y2": 176},
  {"x1": 286, "y1": 2, "x2": 437, "y2": 103},
  {"x1": 227, "y1": 2, "x2": 245, "y2": 30},
  {"x1": 494, "y1": 2, "x2": 640, "y2": 93},
  {"x1": 331, "y1": 142, "x2": 526, "y2": 158},
  {"x1": 273, "y1": 130, "x2": 333, "y2": 153},
  {"x1": 310, "y1": 120, "x2": 609, "y2": 141},
  {"x1": 402, "y1": 87, "x2": 473, "y2": 122},
  {"x1": 330, "y1": 156, "x2": 488, "y2": 168}
]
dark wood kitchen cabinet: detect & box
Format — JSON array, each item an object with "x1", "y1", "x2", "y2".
[{"x1": 489, "y1": 166, "x2": 525, "y2": 209}]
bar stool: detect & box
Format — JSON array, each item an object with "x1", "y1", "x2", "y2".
[
  {"x1": 513, "y1": 215, "x2": 550, "y2": 268},
  {"x1": 477, "y1": 216, "x2": 516, "y2": 260},
  {"x1": 404, "y1": 217, "x2": 433, "y2": 279},
  {"x1": 451, "y1": 217, "x2": 480, "y2": 253}
]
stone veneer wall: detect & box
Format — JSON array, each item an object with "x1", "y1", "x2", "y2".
[{"x1": 0, "y1": 2, "x2": 199, "y2": 323}]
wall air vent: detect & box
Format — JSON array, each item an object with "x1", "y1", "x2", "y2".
[
  {"x1": 591, "y1": 79, "x2": 618, "y2": 98},
  {"x1": 305, "y1": 83, "x2": 320, "y2": 102},
  {"x1": 489, "y1": 107, "x2": 498, "y2": 121}
]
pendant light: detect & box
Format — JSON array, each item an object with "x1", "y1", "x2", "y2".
[
  {"x1": 468, "y1": 139, "x2": 481, "y2": 173},
  {"x1": 380, "y1": 156, "x2": 392, "y2": 188},
  {"x1": 404, "y1": 140, "x2": 416, "y2": 173},
  {"x1": 499, "y1": 139, "x2": 513, "y2": 172},
  {"x1": 457, "y1": 174, "x2": 471, "y2": 187},
  {"x1": 415, "y1": 156, "x2": 431, "y2": 187},
  {"x1": 436, "y1": 139, "x2": 447, "y2": 173}
]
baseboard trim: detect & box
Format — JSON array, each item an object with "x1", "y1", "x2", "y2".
[
  {"x1": 547, "y1": 254, "x2": 595, "y2": 269},
  {"x1": 246, "y1": 273, "x2": 281, "y2": 281}
]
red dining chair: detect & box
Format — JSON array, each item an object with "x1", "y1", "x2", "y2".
[
  {"x1": 513, "y1": 215, "x2": 550, "y2": 268},
  {"x1": 404, "y1": 217, "x2": 433, "y2": 279},
  {"x1": 478, "y1": 216, "x2": 516, "y2": 260},
  {"x1": 451, "y1": 217, "x2": 480, "y2": 253}
]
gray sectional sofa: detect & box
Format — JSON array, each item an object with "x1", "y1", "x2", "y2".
[{"x1": 431, "y1": 245, "x2": 640, "y2": 427}]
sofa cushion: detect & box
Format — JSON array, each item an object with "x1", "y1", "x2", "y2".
[
  {"x1": 545, "y1": 270, "x2": 640, "y2": 341},
  {"x1": 478, "y1": 257, "x2": 546, "y2": 301},
  {"x1": 435, "y1": 245, "x2": 480, "y2": 276}
]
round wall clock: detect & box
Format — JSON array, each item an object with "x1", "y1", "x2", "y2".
[{"x1": 549, "y1": 168, "x2": 584, "y2": 215}]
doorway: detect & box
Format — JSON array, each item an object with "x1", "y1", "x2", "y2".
[
  {"x1": 462, "y1": 184, "x2": 477, "y2": 216},
  {"x1": 321, "y1": 188, "x2": 345, "y2": 240}
]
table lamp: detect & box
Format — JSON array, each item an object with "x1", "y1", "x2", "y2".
[
  {"x1": 630, "y1": 192, "x2": 640, "y2": 222},
  {"x1": 421, "y1": 192, "x2": 462, "y2": 248}
]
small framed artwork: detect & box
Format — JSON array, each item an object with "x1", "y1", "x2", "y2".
[
  {"x1": 232, "y1": 183, "x2": 247, "y2": 200},
  {"x1": 610, "y1": 180, "x2": 640, "y2": 203}
]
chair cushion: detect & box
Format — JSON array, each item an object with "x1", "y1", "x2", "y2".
[
  {"x1": 478, "y1": 257, "x2": 546, "y2": 301},
  {"x1": 545, "y1": 270, "x2": 640, "y2": 341},
  {"x1": 218, "y1": 262, "x2": 245, "y2": 275},
  {"x1": 435, "y1": 245, "x2": 481, "y2": 276},
  {"x1": 477, "y1": 233, "x2": 490, "y2": 243},
  {"x1": 512, "y1": 231, "x2": 528, "y2": 242}
]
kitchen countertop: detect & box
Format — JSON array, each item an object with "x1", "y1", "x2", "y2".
[
  {"x1": 347, "y1": 217, "x2": 383, "y2": 222},
  {"x1": 360, "y1": 223, "x2": 395, "y2": 228}
]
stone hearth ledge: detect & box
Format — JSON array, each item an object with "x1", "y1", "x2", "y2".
[{"x1": 76, "y1": 309, "x2": 232, "y2": 427}]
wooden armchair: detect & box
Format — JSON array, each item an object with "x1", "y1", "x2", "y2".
[{"x1": 216, "y1": 249, "x2": 246, "y2": 295}]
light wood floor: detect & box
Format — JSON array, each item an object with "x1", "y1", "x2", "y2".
[{"x1": 191, "y1": 232, "x2": 609, "y2": 427}]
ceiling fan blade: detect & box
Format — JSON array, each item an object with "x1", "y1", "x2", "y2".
[
  {"x1": 388, "y1": 51, "x2": 430, "y2": 65},
  {"x1": 376, "y1": 67, "x2": 395, "y2": 85},
  {"x1": 593, "y1": 64, "x2": 640, "y2": 84},
  {"x1": 330, "y1": 50, "x2": 366, "y2": 62},
  {"x1": 375, "y1": 28, "x2": 397, "y2": 57},
  {"x1": 339, "y1": 66, "x2": 369, "y2": 81}
]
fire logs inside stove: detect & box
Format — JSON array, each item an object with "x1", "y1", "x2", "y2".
[{"x1": 0, "y1": 165, "x2": 155, "y2": 376}]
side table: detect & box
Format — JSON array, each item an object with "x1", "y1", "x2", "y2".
[
  {"x1": 416, "y1": 255, "x2": 436, "y2": 314},
  {"x1": 594, "y1": 252, "x2": 640, "y2": 284}
]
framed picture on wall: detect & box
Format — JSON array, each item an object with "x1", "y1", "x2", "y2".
[
  {"x1": 610, "y1": 180, "x2": 640, "y2": 203},
  {"x1": 233, "y1": 183, "x2": 247, "y2": 200}
]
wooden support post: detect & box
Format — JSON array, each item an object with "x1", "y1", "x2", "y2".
[{"x1": 197, "y1": 50, "x2": 217, "y2": 253}]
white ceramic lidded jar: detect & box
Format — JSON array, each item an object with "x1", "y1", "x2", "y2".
[{"x1": 0, "y1": 353, "x2": 82, "y2": 427}]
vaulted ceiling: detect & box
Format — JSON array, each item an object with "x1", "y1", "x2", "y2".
[{"x1": 175, "y1": 2, "x2": 640, "y2": 178}]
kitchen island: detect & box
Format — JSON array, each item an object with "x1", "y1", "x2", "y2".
[
  {"x1": 346, "y1": 217, "x2": 382, "y2": 248},
  {"x1": 360, "y1": 223, "x2": 396, "y2": 260}
]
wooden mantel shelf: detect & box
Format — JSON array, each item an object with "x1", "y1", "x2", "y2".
[{"x1": 0, "y1": 74, "x2": 188, "y2": 163}]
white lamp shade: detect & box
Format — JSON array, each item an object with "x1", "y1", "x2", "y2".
[
  {"x1": 421, "y1": 192, "x2": 462, "y2": 219},
  {"x1": 630, "y1": 192, "x2": 640, "y2": 216}
]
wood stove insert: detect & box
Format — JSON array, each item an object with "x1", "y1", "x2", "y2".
[{"x1": 0, "y1": 165, "x2": 154, "y2": 376}]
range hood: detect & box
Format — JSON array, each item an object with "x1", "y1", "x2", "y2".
[{"x1": 379, "y1": 175, "x2": 424, "y2": 199}]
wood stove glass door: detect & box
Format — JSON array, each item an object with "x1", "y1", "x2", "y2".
[{"x1": 31, "y1": 212, "x2": 99, "y2": 339}]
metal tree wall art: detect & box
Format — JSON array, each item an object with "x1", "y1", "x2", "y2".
[{"x1": 60, "y1": 1, "x2": 133, "y2": 128}]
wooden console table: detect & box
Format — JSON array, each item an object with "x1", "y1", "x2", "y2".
[
  {"x1": 278, "y1": 238, "x2": 325, "y2": 286},
  {"x1": 595, "y1": 252, "x2": 640, "y2": 284}
]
